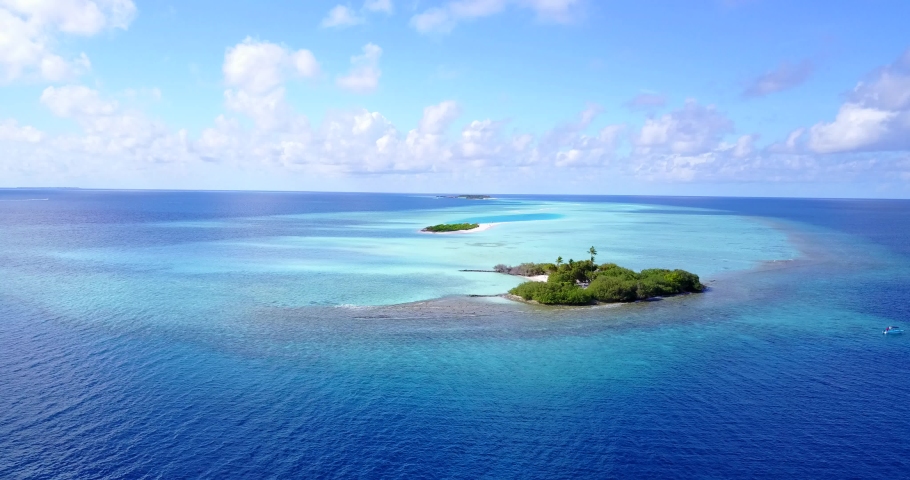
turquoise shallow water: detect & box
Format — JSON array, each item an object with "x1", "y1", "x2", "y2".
[
  {"x1": 1, "y1": 191, "x2": 908, "y2": 478},
  {"x1": 2, "y1": 196, "x2": 796, "y2": 312}
]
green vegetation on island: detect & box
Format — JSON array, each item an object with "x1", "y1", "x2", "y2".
[
  {"x1": 423, "y1": 223, "x2": 481, "y2": 232},
  {"x1": 500, "y1": 247, "x2": 705, "y2": 305}
]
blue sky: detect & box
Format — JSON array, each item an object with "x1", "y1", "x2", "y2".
[{"x1": 1, "y1": 0, "x2": 910, "y2": 197}]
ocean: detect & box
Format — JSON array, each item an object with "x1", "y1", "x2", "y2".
[{"x1": 1, "y1": 190, "x2": 908, "y2": 478}]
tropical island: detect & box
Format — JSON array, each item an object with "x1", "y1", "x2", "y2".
[
  {"x1": 435, "y1": 195, "x2": 492, "y2": 200},
  {"x1": 422, "y1": 223, "x2": 481, "y2": 233},
  {"x1": 496, "y1": 247, "x2": 705, "y2": 305}
]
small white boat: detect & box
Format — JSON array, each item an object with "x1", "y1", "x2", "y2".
[{"x1": 883, "y1": 326, "x2": 903, "y2": 335}]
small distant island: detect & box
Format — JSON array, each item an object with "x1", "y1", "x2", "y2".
[
  {"x1": 423, "y1": 223, "x2": 481, "y2": 233},
  {"x1": 496, "y1": 247, "x2": 705, "y2": 305},
  {"x1": 435, "y1": 195, "x2": 492, "y2": 200}
]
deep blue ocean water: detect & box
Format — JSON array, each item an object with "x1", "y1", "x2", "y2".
[{"x1": 1, "y1": 190, "x2": 909, "y2": 479}]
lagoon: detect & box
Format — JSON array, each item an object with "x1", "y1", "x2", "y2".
[{"x1": 1, "y1": 190, "x2": 908, "y2": 478}]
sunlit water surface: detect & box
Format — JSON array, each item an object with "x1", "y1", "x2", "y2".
[{"x1": 1, "y1": 191, "x2": 908, "y2": 478}]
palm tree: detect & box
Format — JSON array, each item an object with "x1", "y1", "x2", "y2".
[
  {"x1": 588, "y1": 246, "x2": 597, "y2": 263},
  {"x1": 556, "y1": 256, "x2": 563, "y2": 268}
]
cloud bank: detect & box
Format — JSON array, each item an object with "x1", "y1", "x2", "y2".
[
  {"x1": 0, "y1": 0, "x2": 136, "y2": 82},
  {"x1": 2, "y1": 33, "x2": 910, "y2": 193},
  {"x1": 807, "y1": 50, "x2": 910, "y2": 153}
]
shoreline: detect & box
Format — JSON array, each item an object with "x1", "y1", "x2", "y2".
[
  {"x1": 501, "y1": 293, "x2": 628, "y2": 308},
  {"x1": 521, "y1": 274, "x2": 549, "y2": 282},
  {"x1": 420, "y1": 223, "x2": 497, "y2": 234}
]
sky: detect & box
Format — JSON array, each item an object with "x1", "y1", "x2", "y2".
[{"x1": 1, "y1": 0, "x2": 910, "y2": 197}]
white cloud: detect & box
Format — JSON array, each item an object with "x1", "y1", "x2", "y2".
[
  {"x1": 538, "y1": 103, "x2": 601, "y2": 149},
  {"x1": 8, "y1": 69, "x2": 910, "y2": 190},
  {"x1": 460, "y1": 119, "x2": 502, "y2": 159},
  {"x1": 410, "y1": 8, "x2": 455, "y2": 33},
  {"x1": 635, "y1": 100, "x2": 734, "y2": 155},
  {"x1": 193, "y1": 100, "x2": 466, "y2": 176},
  {"x1": 321, "y1": 1, "x2": 393, "y2": 28},
  {"x1": 40, "y1": 52, "x2": 91, "y2": 81},
  {"x1": 197, "y1": 104, "x2": 442, "y2": 175},
  {"x1": 410, "y1": 0, "x2": 581, "y2": 34},
  {"x1": 40, "y1": 85, "x2": 118, "y2": 117},
  {"x1": 290, "y1": 50, "x2": 320, "y2": 78},
  {"x1": 222, "y1": 38, "x2": 319, "y2": 129},
  {"x1": 0, "y1": 119, "x2": 43, "y2": 142},
  {"x1": 850, "y1": 50, "x2": 910, "y2": 112},
  {"x1": 743, "y1": 59, "x2": 814, "y2": 97},
  {"x1": 336, "y1": 43, "x2": 382, "y2": 93},
  {"x1": 223, "y1": 38, "x2": 319, "y2": 94},
  {"x1": 6, "y1": 88, "x2": 634, "y2": 184},
  {"x1": 626, "y1": 148, "x2": 910, "y2": 185},
  {"x1": 321, "y1": 5, "x2": 364, "y2": 28},
  {"x1": 527, "y1": 104, "x2": 624, "y2": 168},
  {"x1": 731, "y1": 134, "x2": 757, "y2": 158},
  {"x1": 418, "y1": 100, "x2": 461, "y2": 134},
  {"x1": 807, "y1": 49, "x2": 910, "y2": 153},
  {"x1": 785, "y1": 128, "x2": 804, "y2": 150},
  {"x1": 1, "y1": 0, "x2": 136, "y2": 34},
  {"x1": 808, "y1": 104, "x2": 896, "y2": 154},
  {"x1": 223, "y1": 88, "x2": 293, "y2": 131},
  {"x1": 363, "y1": 0, "x2": 393, "y2": 13},
  {"x1": 5, "y1": 90, "x2": 909, "y2": 191},
  {"x1": 622, "y1": 96, "x2": 909, "y2": 184},
  {"x1": 0, "y1": 0, "x2": 136, "y2": 82},
  {"x1": 20, "y1": 85, "x2": 193, "y2": 173},
  {"x1": 623, "y1": 101, "x2": 772, "y2": 182}
]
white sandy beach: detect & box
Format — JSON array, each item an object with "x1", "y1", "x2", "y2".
[{"x1": 522, "y1": 274, "x2": 549, "y2": 282}]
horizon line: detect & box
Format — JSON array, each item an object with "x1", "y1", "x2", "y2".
[{"x1": 2, "y1": 186, "x2": 909, "y2": 201}]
